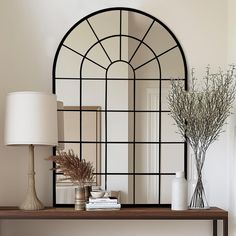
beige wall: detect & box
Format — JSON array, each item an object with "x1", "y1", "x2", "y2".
[
  {"x1": 227, "y1": 0, "x2": 236, "y2": 235},
  {"x1": 0, "y1": 0, "x2": 233, "y2": 235}
]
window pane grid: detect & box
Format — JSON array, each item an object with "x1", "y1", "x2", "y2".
[{"x1": 53, "y1": 7, "x2": 187, "y2": 207}]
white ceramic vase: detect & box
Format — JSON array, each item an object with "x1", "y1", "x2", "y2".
[{"x1": 171, "y1": 171, "x2": 188, "y2": 210}]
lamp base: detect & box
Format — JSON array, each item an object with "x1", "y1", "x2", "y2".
[
  {"x1": 19, "y1": 145, "x2": 44, "y2": 211},
  {"x1": 20, "y1": 194, "x2": 44, "y2": 211}
]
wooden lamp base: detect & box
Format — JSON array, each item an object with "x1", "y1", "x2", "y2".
[{"x1": 20, "y1": 145, "x2": 44, "y2": 211}]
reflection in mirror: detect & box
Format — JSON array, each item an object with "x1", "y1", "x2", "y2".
[
  {"x1": 56, "y1": 106, "x2": 101, "y2": 204},
  {"x1": 53, "y1": 7, "x2": 187, "y2": 206}
]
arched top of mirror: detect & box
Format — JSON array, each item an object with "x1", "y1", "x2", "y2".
[{"x1": 53, "y1": 7, "x2": 187, "y2": 86}]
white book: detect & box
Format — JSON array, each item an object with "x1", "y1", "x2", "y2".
[
  {"x1": 86, "y1": 203, "x2": 121, "y2": 209},
  {"x1": 89, "y1": 197, "x2": 118, "y2": 204},
  {"x1": 86, "y1": 208, "x2": 120, "y2": 211}
]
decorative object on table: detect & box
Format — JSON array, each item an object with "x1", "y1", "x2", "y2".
[
  {"x1": 75, "y1": 186, "x2": 85, "y2": 211},
  {"x1": 102, "y1": 190, "x2": 121, "y2": 203},
  {"x1": 168, "y1": 65, "x2": 236, "y2": 209},
  {"x1": 86, "y1": 196, "x2": 121, "y2": 211},
  {"x1": 47, "y1": 149, "x2": 95, "y2": 210},
  {"x1": 110, "y1": 191, "x2": 121, "y2": 203},
  {"x1": 171, "y1": 171, "x2": 188, "y2": 210},
  {"x1": 90, "y1": 191, "x2": 105, "y2": 198},
  {"x1": 4, "y1": 91, "x2": 58, "y2": 210}
]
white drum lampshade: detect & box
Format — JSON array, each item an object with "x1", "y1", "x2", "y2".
[
  {"x1": 5, "y1": 91, "x2": 58, "y2": 146},
  {"x1": 4, "y1": 91, "x2": 58, "y2": 210}
]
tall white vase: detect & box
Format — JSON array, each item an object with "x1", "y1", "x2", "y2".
[{"x1": 171, "y1": 171, "x2": 188, "y2": 210}]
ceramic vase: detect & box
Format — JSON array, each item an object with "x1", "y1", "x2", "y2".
[
  {"x1": 75, "y1": 186, "x2": 85, "y2": 211},
  {"x1": 171, "y1": 171, "x2": 188, "y2": 210}
]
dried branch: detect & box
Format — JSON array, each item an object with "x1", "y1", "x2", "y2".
[
  {"x1": 168, "y1": 65, "x2": 236, "y2": 155},
  {"x1": 46, "y1": 149, "x2": 95, "y2": 186}
]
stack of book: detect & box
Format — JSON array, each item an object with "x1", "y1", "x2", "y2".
[{"x1": 86, "y1": 197, "x2": 121, "y2": 210}]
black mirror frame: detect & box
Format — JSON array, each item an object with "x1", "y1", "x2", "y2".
[{"x1": 52, "y1": 7, "x2": 188, "y2": 207}]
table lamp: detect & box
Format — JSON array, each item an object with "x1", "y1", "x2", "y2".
[{"x1": 5, "y1": 91, "x2": 58, "y2": 210}]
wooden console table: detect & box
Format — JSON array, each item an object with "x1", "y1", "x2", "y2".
[{"x1": 0, "y1": 207, "x2": 228, "y2": 236}]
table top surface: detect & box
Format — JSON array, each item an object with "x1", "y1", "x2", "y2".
[{"x1": 0, "y1": 207, "x2": 228, "y2": 220}]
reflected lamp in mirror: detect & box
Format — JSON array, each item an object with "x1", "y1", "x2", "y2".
[
  {"x1": 4, "y1": 91, "x2": 58, "y2": 210},
  {"x1": 57, "y1": 101, "x2": 64, "y2": 151}
]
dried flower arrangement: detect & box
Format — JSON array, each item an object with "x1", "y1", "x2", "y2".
[
  {"x1": 168, "y1": 65, "x2": 236, "y2": 208},
  {"x1": 47, "y1": 149, "x2": 95, "y2": 186},
  {"x1": 168, "y1": 65, "x2": 236, "y2": 147}
]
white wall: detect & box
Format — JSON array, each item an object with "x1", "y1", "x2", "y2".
[
  {"x1": 227, "y1": 0, "x2": 236, "y2": 235},
  {"x1": 0, "y1": 0, "x2": 232, "y2": 235}
]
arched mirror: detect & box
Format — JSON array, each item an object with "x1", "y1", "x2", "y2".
[{"x1": 53, "y1": 7, "x2": 187, "y2": 207}]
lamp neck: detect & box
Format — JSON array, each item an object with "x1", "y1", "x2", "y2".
[{"x1": 28, "y1": 144, "x2": 35, "y2": 175}]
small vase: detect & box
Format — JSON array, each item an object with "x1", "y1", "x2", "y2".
[
  {"x1": 189, "y1": 151, "x2": 209, "y2": 209},
  {"x1": 75, "y1": 186, "x2": 85, "y2": 211}
]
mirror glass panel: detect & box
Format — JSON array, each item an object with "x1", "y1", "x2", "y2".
[
  {"x1": 53, "y1": 7, "x2": 187, "y2": 206},
  {"x1": 56, "y1": 106, "x2": 101, "y2": 204}
]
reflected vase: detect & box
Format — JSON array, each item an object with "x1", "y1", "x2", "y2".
[
  {"x1": 75, "y1": 186, "x2": 85, "y2": 211},
  {"x1": 189, "y1": 151, "x2": 209, "y2": 209},
  {"x1": 84, "y1": 185, "x2": 92, "y2": 202}
]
